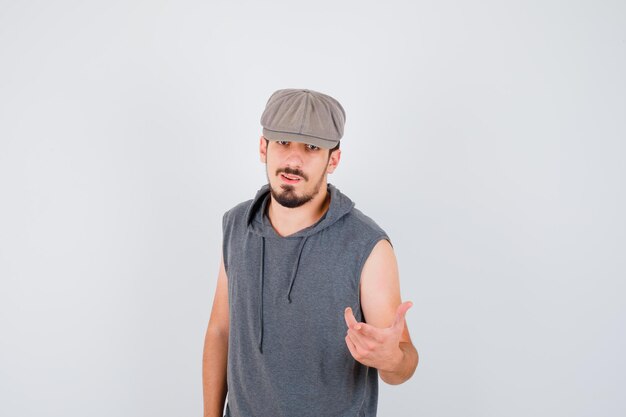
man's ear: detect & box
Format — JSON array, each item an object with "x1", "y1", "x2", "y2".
[
  {"x1": 326, "y1": 149, "x2": 341, "y2": 174},
  {"x1": 259, "y1": 135, "x2": 267, "y2": 163}
]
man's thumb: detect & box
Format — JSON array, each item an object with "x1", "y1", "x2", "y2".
[{"x1": 393, "y1": 301, "x2": 413, "y2": 330}]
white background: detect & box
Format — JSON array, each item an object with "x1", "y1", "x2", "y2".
[{"x1": 1, "y1": 0, "x2": 625, "y2": 416}]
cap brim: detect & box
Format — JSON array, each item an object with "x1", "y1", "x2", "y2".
[{"x1": 262, "y1": 128, "x2": 338, "y2": 149}]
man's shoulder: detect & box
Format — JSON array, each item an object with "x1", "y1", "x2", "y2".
[
  {"x1": 222, "y1": 198, "x2": 253, "y2": 225},
  {"x1": 224, "y1": 198, "x2": 253, "y2": 217},
  {"x1": 341, "y1": 206, "x2": 389, "y2": 239}
]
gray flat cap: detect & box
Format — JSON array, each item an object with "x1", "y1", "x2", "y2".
[{"x1": 260, "y1": 88, "x2": 346, "y2": 149}]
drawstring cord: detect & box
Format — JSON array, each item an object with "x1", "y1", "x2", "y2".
[
  {"x1": 257, "y1": 234, "x2": 309, "y2": 353},
  {"x1": 287, "y1": 236, "x2": 309, "y2": 303},
  {"x1": 258, "y1": 237, "x2": 265, "y2": 353}
]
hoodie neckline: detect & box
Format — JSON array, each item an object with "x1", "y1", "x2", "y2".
[
  {"x1": 246, "y1": 182, "x2": 355, "y2": 239},
  {"x1": 260, "y1": 193, "x2": 330, "y2": 239}
]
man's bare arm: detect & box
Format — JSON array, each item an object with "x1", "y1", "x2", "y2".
[
  {"x1": 202, "y1": 255, "x2": 230, "y2": 417},
  {"x1": 355, "y1": 239, "x2": 418, "y2": 385}
]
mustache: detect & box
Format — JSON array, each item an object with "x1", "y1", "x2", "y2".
[{"x1": 278, "y1": 167, "x2": 307, "y2": 181}]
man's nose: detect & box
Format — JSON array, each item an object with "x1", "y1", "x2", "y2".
[{"x1": 284, "y1": 145, "x2": 306, "y2": 166}]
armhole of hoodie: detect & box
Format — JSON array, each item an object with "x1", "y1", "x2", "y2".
[
  {"x1": 222, "y1": 211, "x2": 229, "y2": 275},
  {"x1": 355, "y1": 234, "x2": 393, "y2": 321}
]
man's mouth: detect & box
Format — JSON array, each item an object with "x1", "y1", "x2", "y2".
[{"x1": 280, "y1": 173, "x2": 301, "y2": 184}]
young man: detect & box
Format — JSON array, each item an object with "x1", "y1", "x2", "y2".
[{"x1": 203, "y1": 89, "x2": 418, "y2": 417}]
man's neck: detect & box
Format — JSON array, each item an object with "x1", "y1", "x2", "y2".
[{"x1": 266, "y1": 185, "x2": 331, "y2": 237}]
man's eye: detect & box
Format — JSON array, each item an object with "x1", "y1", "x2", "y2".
[
  {"x1": 306, "y1": 144, "x2": 320, "y2": 151},
  {"x1": 278, "y1": 140, "x2": 290, "y2": 145}
]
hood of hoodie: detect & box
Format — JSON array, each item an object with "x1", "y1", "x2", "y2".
[
  {"x1": 243, "y1": 182, "x2": 355, "y2": 353},
  {"x1": 245, "y1": 182, "x2": 355, "y2": 238}
]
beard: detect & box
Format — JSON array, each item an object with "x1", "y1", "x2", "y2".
[{"x1": 267, "y1": 168, "x2": 325, "y2": 209}]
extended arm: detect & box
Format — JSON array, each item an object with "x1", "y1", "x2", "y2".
[{"x1": 345, "y1": 239, "x2": 418, "y2": 385}]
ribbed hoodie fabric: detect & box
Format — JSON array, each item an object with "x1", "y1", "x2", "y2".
[{"x1": 221, "y1": 182, "x2": 391, "y2": 417}]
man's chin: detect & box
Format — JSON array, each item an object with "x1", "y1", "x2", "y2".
[
  {"x1": 270, "y1": 182, "x2": 294, "y2": 194},
  {"x1": 271, "y1": 188, "x2": 313, "y2": 209},
  {"x1": 277, "y1": 190, "x2": 300, "y2": 203}
]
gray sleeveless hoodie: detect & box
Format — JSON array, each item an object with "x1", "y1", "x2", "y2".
[{"x1": 222, "y1": 182, "x2": 391, "y2": 417}]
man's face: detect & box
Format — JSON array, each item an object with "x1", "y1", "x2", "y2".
[{"x1": 260, "y1": 136, "x2": 340, "y2": 209}]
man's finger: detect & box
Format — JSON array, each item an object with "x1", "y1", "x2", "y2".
[
  {"x1": 345, "y1": 334, "x2": 360, "y2": 360},
  {"x1": 355, "y1": 322, "x2": 384, "y2": 342},
  {"x1": 392, "y1": 301, "x2": 413, "y2": 331},
  {"x1": 344, "y1": 307, "x2": 360, "y2": 329},
  {"x1": 346, "y1": 327, "x2": 367, "y2": 350}
]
